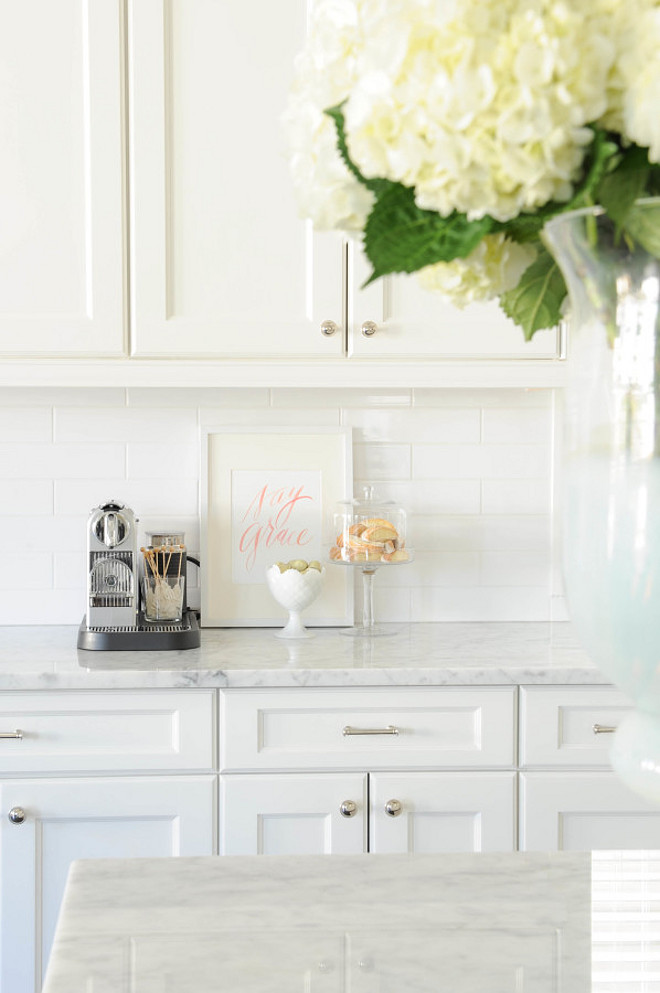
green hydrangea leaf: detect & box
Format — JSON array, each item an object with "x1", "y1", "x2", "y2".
[
  {"x1": 499, "y1": 247, "x2": 567, "y2": 341},
  {"x1": 363, "y1": 185, "x2": 494, "y2": 282}
]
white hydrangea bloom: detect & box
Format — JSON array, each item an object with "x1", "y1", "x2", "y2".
[
  {"x1": 617, "y1": 4, "x2": 660, "y2": 161},
  {"x1": 342, "y1": 0, "x2": 620, "y2": 222},
  {"x1": 282, "y1": 0, "x2": 374, "y2": 230},
  {"x1": 416, "y1": 234, "x2": 537, "y2": 307}
]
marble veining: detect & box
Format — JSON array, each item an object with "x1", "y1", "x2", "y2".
[
  {"x1": 43, "y1": 852, "x2": 592, "y2": 993},
  {"x1": 0, "y1": 622, "x2": 606, "y2": 689}
]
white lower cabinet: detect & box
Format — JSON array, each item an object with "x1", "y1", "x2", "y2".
[
  {"x1": 219, "y1": 687, "x2": 517, "y2": 856},
  {"x1": 0, "y1": 689, "x2": 216, "y2": 993},
  {"x1": 220, "y1": 771, "x2": 516, "y2": 855},
  {"x1": 0, "y1": 776, "x2": 215, "y2": 993},
  {"x1": 520, "y1": 771, "x2": 660, "y2": 850},
  {"x1": 519, "y1": 685, "x2": 660, "y2": 851}
]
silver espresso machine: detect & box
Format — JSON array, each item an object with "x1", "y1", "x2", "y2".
[
  {"x1": 85, "y1": 500, "x2": 139, "y2": 628},
  {"x1": 78, "y1": 499, "x2": 200, "y2": 652}
]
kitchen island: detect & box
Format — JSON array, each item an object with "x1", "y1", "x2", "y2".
[{"x1": 41, "y1": 849, "x2": 657, "y2": 992}]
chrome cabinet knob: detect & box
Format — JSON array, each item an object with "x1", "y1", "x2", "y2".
[
  {"x1": 384, "y1": 799, "x2": 402, "y2": 817},
  {"x1": 8, "y1": 806, "x2": 25, "y2": 825},
  {"x1": 320, "y1": 320, "x2": 339, "y2": 337},
  {"x1": 361, "y1": 320, "x2": 378, "y2": 337},
  {"x1": 340, "y1": 800, "x2": 357, "y2": 818}
]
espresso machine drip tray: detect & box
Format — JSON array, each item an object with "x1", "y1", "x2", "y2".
[{"x1": 77, "y1": 610, "x2": 201, "y2": 651}]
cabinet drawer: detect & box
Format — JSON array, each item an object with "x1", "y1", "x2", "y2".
[
  {"x1": 0, "y1": 690, "x2": 215, "y2": 773},
  {"x1": 219, "y1": 687, "x2": 516, "y2": 771},
  {"x1": 520, "y1": 686, "x2": 632, "y2": 767}
]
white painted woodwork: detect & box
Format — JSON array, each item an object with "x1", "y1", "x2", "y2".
[
  {"x1": 219, "y1": 687, "x2": 517, "y2": 772},
  {"x1": 128, "y1": 0, "x2": 344, "y2": 359},
  {"x1": 219, "y1": 772, "x2": 367, "y2": 855},
  {"x1": 520, "y1": 686, "x2": 633, "y2": 767},
  {"x1": 370, "y1": 772, "x2": 516, "y2": 853},
  {"x1": 519, "y1": 772, "x2": 660, "y2": 850},
  {"x1": 349, "y1": 247, "x2": 562, "y2": 360},
  {"x1": 0, "y1": 690, "x2": 214, "y2": 773},
  {"x1": 0, "y1": 0, "x2": 125, "y2": 356},
  {"x1": 0, "y1": 775, "x2": 215, "y2": 993}
]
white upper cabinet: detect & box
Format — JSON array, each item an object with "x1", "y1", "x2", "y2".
[
  {"x1": 349, "y1": 249, "x2": 561, "y2": 360},
  {"x1": 128, "y1": 0, "x2": 344, "y2": 359},
  {"x1": 0, "y1": 0, "x2": 125, "y2": 356},
  {"x1": 0, "y1": 0, "x2": 563, "y2": 373}
]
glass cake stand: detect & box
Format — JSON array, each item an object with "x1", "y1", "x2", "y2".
[{"x1": 329, "y1": 487, "x2": 413, "y2": 637}]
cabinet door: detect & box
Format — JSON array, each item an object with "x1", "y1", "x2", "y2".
[
  {"x1": 129, "y1": 0, "x2": 343, "y2": 359},
  {"x1": 370, "y1": 772, "x2": 516, "y2": 853},
  {"x1": 220, "y1": 773, "x2": 367, "y2": 855},
  {"x1": 0, "y1": 775, "x2": 215, "y2": 993},
  {"x1": 0, "y1": 0, "x2": 125, "y2": 356},
  {"x1": 520, "y1": 771, "x2": 660, "y2": 850},
  {"x1": 349, "y1": 248, "x2": 561, "y2": 360}
]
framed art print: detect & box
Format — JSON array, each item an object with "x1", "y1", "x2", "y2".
[{"x1": 201, "y1": 426, "x2": 353, "y2": 626}]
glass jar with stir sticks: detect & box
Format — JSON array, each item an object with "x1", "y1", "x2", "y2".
[{"x1": 140, "y1": 531, "x2": 187, "y2": 623}]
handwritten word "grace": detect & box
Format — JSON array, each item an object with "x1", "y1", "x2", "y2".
[{"x1": 238, "y1": 484, "x2": 314, "y2": 572}]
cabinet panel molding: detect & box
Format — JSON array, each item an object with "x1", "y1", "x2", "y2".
[
  {"x1": 520, "y1": 686, "x2": 632, "y2": 767},
  {"x1": 0, "y1": 689, "x2": 215, "y2": 773},
  {"x1": 220, "y1": 772, "x2": 367, "y2": 855},
  {"x1": 519, "y1": 771, "x2": 660, "y2": 850},
  {"x1": 0, "y1": 774, "x2": 215, "y2": 992},
  {"x1": 220, "y1": 687, "x2": 516, "y2": 772},
  {"x1": 0, "y1": 0, "x2": 125, "y2": 356}
]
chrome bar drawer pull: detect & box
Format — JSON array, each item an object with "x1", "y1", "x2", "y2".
[
  {"x1": 0, "y1": 729, "x2": 23, "y2": 740},
  {"x1": 385, "y1": 799, "x2": 403, "y2": 817},
  {"x1": 593, "y1": 723, "x2": 617, "y2": 734},
  {"x1": 340, "y1": 800, "x2": 357, "y2": 818},
  {"x1": 342, "y1": 725, "x2": 399, "y2": 736}
]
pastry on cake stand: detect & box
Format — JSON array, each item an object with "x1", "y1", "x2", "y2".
[{"x1": 328, "y1": 487, "x2": 413, "y2": 637}]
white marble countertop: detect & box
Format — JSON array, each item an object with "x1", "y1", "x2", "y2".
[
  {"x1": 0, "y1": 622, "x2": 607, "y2": 689},
  {"x1": 43, "y1": 851, "x2": 597, "y2": 993},
  {"x1": 0, "y1": 621, "x2": 604, "y2": 689}
]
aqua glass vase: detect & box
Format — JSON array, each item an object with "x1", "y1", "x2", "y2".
[{"x1": 543, "y1": 199, "x2": 660, "y2": 803}]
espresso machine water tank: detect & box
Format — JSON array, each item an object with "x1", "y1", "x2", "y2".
[{"x1": 86, "y1": 500, "x2": 139, "y2": 628}]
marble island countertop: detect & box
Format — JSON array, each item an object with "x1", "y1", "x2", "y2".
[
  {"x1": 43, "y1": 851, "x2": 594, "y2": 993},
  {"x1": 43, "y1": 849, "x2": 659, "y2": 993},
  {"x1": 0, "y1": 621, "x2": 607, "y2": 690}
]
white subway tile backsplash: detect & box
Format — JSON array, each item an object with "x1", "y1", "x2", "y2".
[
  {"x1": 383, "y1": 480, "x2": 481, "y2": 515},
  {"x1": 0, "y1": 407, "x2": 52, "y2": 443},
  {"x1": 3, "y1": 516, "x2": 84, "y2": 554},
  {"x1": 2, "y1": 588, "x2": 84, "y2": 625},
  {"x1": 55, "y1": 407, "x2": 198, "y2": 445},
  {"x1": 1, "y1": 445, "x2": 125, "y2": 479},
  {"x1": 479, "y1": 550, "x2": 551, "y2": 588},
  {"x1": 128, "y1": 388, "x2": 269, "y2": 408},
  {"x1": 411, "y1": 585, "x2": 550, "y2": 622},
  {"x1": 1, "y1": 553, "x2": 53, "y2": 590},
  {"x1": 482, "y1": 406, "x2": 553, "y2": 443},
  {"x1": 127, "y1": 443, "x2": 199, "y2": 479},
  {"x1": 271, "y1": 389, "x2": 413, "y2": 409},
  {"x1": 198, "y1": 408, "x2": 340, "y2": 428},
  {"x1": 0, "y1": 385, "x2": 562, "y2": 625},
  {"x1": 55, "y1": 479, "x2": 199, "y2": 518},
  {"x1": 481, "y1": 479, "x2": 551, "y2": 515},
  {"x1": 344, "y1": 407, "x2": 480, "y2": 444},
  {"x1": 413, "y1": 443, "x2": 550, "y2": 480},
  {"x1": 353, "y1": 443, "x2": 412, "y2": 480},
  {"x1": 0, "y1": 480, "x2": 53, "y2": 515}
]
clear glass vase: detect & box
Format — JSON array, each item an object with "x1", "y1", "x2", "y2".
[{"x1": 543, "y1": 198, "x2": 660, "y2": 803}]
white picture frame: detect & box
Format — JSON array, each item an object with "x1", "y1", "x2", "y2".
[{"x1": 201, "y1": 426, "x2": 353, "y2": 627}]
